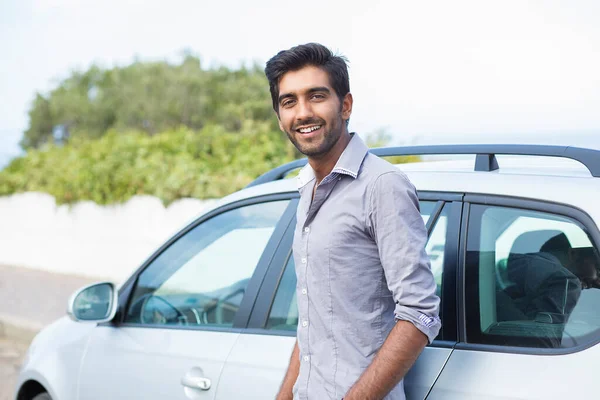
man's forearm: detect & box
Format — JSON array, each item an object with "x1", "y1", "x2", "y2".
[
  {"x1": 344, "y1": 320, "x2": 428, "y2": 400},
  {"x1": 276, "y1": 341, "x2": 300, "y2": 400}
]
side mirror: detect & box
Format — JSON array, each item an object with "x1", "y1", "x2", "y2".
[{"x1": 67, "y1": 282, "x2": 118, "y2": 323}]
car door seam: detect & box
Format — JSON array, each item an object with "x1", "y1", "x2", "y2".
[{"x1": 422, "y1": 346, "x2": 455, "y2": 399}]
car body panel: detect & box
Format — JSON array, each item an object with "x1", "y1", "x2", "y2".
[
  {"x1": 15, "y1": 317, "x2": 96, "y2": 400},
  {"x1": 404, "y1": 347, "x2": 453, "y2": 399},
  {"x1": 77, "y1": 326, "x2": 240, "y2": 400},
  {"x1": 215, "y1": 333, "x2": 295, "y2": 399},
  {"x1": 428, "y1": 342, "x2": 600, "y2": 399}
]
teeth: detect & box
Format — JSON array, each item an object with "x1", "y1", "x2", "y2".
[{"x1": 299, "y1": 125, "x2": 321, "y2": 133}]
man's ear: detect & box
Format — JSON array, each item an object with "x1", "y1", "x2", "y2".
[
  {"x1": 342, "y1": 92, "x2": 353, "y2": 121},
  {"x1": 277, "y1": 115, "x2": 284, "y2": 132}
]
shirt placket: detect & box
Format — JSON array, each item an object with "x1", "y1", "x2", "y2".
[
  {"x1": 297, "y1": 175, "x2": 341, "y2": 399},
  {"x1": 296, "y1": 184, "x2": 312, "y2": 399},
  {"x1": 299, "y1": 221, "x2": 311, "y2": 399}
]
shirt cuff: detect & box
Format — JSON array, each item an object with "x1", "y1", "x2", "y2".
[{"x1": 394, "y1": 304, "x2": 441, "y2": 344}]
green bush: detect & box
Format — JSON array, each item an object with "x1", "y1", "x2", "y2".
[
  {"x1": 10, "y1": 56, "x2": 422, "y2": 206},
  {"x1": 0, "y1": 122, "x2": 298, "y2": 205},
  {"x1": 0, "y1": 124, "x2": 423, "y2": 205}
]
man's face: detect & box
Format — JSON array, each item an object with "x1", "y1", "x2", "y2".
[
  {"x1": 276, "y1": 65, "x2": 352, "y2": 157},
  {"x1": 578, "y1": 257, "x2": 600, "y2": 289},
  {"x1": 570, "y1": 249, "x2": 600, "y2": 289}
]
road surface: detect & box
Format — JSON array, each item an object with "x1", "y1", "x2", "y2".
[{"x1": 0, "y1": 337, "x2": 27, "y2": 400}]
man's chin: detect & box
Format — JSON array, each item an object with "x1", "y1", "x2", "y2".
[
  {"x1": 293, "y1": 138, "x2": 325, "y2": 157},
  {"x1": 298, "y1": 145, "x2": 330, "y2": 158}
]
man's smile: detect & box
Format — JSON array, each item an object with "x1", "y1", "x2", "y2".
[
  {"x1": 297, "y1": 125, "x2": 322, "y2": 133},
  {"x1": 295, "y1": 125, "x2": 324, "y2": 139}
]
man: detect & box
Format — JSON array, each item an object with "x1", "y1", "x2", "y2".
[
  {"x1": 506, "y1": 233, "x2": 584, "y2": 325},
  {"x1": 540, "y1": 234, "x2": 600, "y2": 290},
  {"x1": 265, "y1": 43, "x2": 441, "y2": 400},
  {"x1": 502, "y1": 232, "x2": 600, "y2": 347}
]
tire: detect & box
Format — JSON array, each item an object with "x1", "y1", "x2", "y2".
[{"x1": 32, "y1": 393, "x2": 52, "y2": 400}]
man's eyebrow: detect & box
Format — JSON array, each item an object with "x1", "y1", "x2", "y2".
[
  {"x1": 278, "y1": 92, "x2": 295, "y2": 104},
  {"x1": 278, "y1": 87, "x2": 332, "y2": 104},
  {"x1": 307, "y1": 86, "x2": 331, "y2": 95}
]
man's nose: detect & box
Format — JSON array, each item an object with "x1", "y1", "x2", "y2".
[{"x1": 296, "y1": 99, "x2": 314, "y2": 121}]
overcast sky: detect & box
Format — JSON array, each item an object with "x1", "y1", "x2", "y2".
[{"x1": 1, "y1": 0, "x2": 600, "y2": 166}]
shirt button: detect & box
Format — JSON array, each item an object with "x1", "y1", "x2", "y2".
[
  {"x1": 301, "y1": 258, "x2": 307, "y2": 264},
  {"x1": 302, "y1": 320, "x2": 308, "y2": 327},
  {"x1": 303, "y1": 355, "x2": 310, "y2": 362},
  {"x1": 301, "y1": 288, "x2": 307, "y2": 295},
  {"x1": 304, "y1": 227, "x2": 310, "y2": 233}
]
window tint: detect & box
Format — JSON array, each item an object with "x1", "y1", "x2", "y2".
[
  {"x1": 125, "y1": 200, "x2": 289, "y2": 328},
  {"x1": 428, "y1": 205, "x2": 448, "y2": 297},
  {"x1": 465, "y1": 204, "x2": 600, "y2": 348},
  {"x1": 425, "y1": 204, "x2": 449, "y2": 341},
  {"x1": 419, "y1": 201, "x2": 438, "y2": 225},
  {"x1": 266, "y1": 256, "x2": 298, "y2": 331},
  {"x1": 265, "y1": 200, "x2": 448, "y2": 336}
]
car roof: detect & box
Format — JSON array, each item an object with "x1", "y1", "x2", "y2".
[{"x1": 222, "y1": 155, "x2": 600, "y2": 224}]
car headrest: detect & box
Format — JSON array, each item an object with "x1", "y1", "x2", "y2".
[
  {"x1": 509, "y1": 229, "x2": 565, "y2": 257},
  {"x1": 506, "y1": 230, "x2": 566, "y2": 287}
]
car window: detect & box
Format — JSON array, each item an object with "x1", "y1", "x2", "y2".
[
  {"x1": 265, "y1": 200, "x2": 449, "y2": 338},
  {"x1": 428, "y1": 205, "x2": 448, "y2": 297},
  {"x1": 266, "y1": 256, "x2": 298, "y2": 331},
  {"x1": 419, "y1": 200, "x2": 438, "y2": 225},
  {"x1": 465, "y1": 204, "x2": 600, "y2": 348},
  {"x1": 124, "y1": 200, "x2": 290, "y2": 328}
]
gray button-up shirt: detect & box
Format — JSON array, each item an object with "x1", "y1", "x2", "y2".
[{"x1": 292, "y1": 134, "x2": 441, "y2": 400}]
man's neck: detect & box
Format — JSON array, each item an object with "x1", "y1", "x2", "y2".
[{"x1": 308, "y1": 132, "x2": 352, "y2": 184}]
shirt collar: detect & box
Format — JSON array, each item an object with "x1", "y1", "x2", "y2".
[{"x1": 296, "y1": 133, "x2": 369, "y2": 190}]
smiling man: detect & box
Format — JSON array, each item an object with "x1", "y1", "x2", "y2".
[{"x1": 265, "y1": 43, "x2": 441, "y2": 400}]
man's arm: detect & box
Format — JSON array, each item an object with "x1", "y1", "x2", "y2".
[
  {"x1": 276, "y1": 340, "x2": 300, "y2": 400},
  {"x1": 344, "y1": 320, "x2": 427, "y2": 400},
  {"x1": 353, "y1": 171, "x2": 441, "y2": 399}
]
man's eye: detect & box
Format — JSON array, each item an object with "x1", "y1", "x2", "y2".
[
  {"x1": 311, "y1": 94, "x2": 325, "y2": 100},
  {"x1": 282, "y1": 100, "x2": 295, "y2": 107}
]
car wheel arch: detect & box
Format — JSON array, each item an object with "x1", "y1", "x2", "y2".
[{"x1": 17, "y1": 380, "x2": 48, "y2": 400}]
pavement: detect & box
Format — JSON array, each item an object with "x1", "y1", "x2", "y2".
[
  {"x1": 0, "y1": 337, "x2": 28, "y2": 400},
  {"x1": 0, "y1": 264, "x2": 97, "y2": 397},
  {"x1": 0, "y1": 264, "x2": 97, "y2": 342}
]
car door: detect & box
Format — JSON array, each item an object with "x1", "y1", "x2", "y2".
[
  {"x1": 77, "y1": 194, "x2": 297, "y2": 400},
  {"x1": 428, "y1": 195, "x2": 600, "y2": 399},
  {"x1": 216, "y1": 194, "x2": 462, "y2": 400}
]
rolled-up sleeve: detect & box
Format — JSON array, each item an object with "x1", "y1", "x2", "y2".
[{"x1": 367, "y1": 171, "x2": 441, "y2": 343}]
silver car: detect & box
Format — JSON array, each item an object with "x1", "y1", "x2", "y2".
[{"x1": 14, "y1": 144, "x2": 600, "y2": 400}]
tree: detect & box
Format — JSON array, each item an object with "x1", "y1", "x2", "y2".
[
  {"x1": 7, "y1": 55, "x2": 421, "y2": 205},
  {"x1": 365, "y1": 129, "x2": 420, "y2": 164},
  {"x1": 21, "y1": 94, "x2": 54, "y2": 148},
  {"x1": 21, "y1": 56, "x2": 277, "y2": 149}
]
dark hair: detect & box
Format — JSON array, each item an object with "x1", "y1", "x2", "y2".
[
  {"x1": 264, "y1": 43, "x2": 350, "y2": 113},
  {"x1": 541, "y1": 233, "x2": 572, "y2": 254}
]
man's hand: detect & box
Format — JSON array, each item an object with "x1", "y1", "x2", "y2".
[
  {"x1": 344, "y1": 321, "x2": 428, "y2": 400},
  {"x1": 276, "y1": 341, "x2": 300, "y2": 400}
]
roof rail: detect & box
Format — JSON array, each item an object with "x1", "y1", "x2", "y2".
[{"x1": 246, "y1": 144, "x2": 600, "y2": 188}]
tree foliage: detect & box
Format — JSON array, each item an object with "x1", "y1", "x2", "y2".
[
  {"x1": 2, "y1": 124, "x2": 296, "y2": 204},
  {"x1": 0, "y1": 125, "x2": 419, "y2": 205},
  {"x1": 365, "y1": 129, "x2": 420, "y2": 164},
  {"x1": 4, "y1": 56, "x2": 419, "y2": 205},
  {"x1": 21, "y1": 56, "x2": 276, "y2": 149}
]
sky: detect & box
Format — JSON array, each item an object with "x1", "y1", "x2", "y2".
[{"x1": 1, "y1": 0, "x2": 600, "y2": 168}]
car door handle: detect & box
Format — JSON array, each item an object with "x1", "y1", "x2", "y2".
[{"x1": 181, "y1": 376, "x2": 212, "y2": 390}]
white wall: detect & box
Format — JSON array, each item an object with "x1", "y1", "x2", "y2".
[{"x1": 0, "y1": 192, "x2": 216, "y2": 283}]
